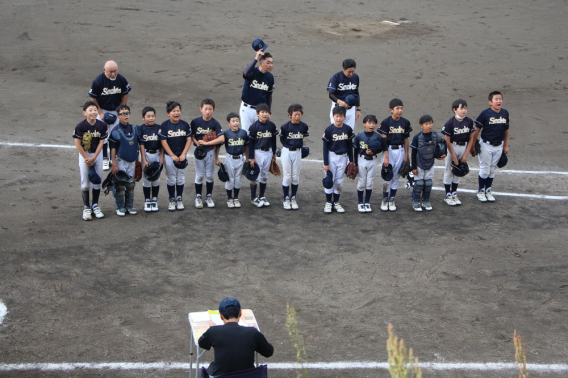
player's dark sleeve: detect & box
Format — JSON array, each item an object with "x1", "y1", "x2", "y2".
[
  {"x1": 347, "y1": 143, "x2": 353, "y2": 163},
  {"x1": 249, "y1": 138, "x2": 256, "y2": 159},
  {"x1": 328, "y1": 91, "x2": 340, "y2": 103},
  {"x1": 88, "y1": 77, "x2": 101, "y2": 98},
  {"x1": 243, "y1": 59, "x2": 257, "y2": 78},
  {"x1": 353, "y1": 149, "x2": 359, "y2": 166},
  {"x1": 271, "y1": 133, "x2": 277, "y2": 154},
  {"x1": 323, "y1": 140, "x2": 330, "y2": 166},
  {"x1": 381, "y1": 137, "x2": 388, "y2": 151},
  {"x1": 198, "y1": 329, "x2": 212, "y2": 350},
  {"x1": 411, "y1": 148, "x2": 418, "y2": 170},
  {"x1": 254, "y1": 331, "x2": 274, "y2": 358},
  {"x1": 266, "y1": 92, "x2": 272, "y2": 110},
  {"x1": 354, "y1": 87, "x2": 360, "y2": 106}
]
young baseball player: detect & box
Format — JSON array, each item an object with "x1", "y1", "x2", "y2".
[
  {"x1": 222, "y1": 112, "x2": 249, "y2": 208},
  {"x1": 240, "y1": 49, "x2": 275, "y2": 131},
  {"x1": 410, "y1": 115, "x2": 446, "y2": 211},
  {"x1": 191, "y1": 99, "x2": 225, "y2": 209},
  {"x1": 353, "y1": 115, "x2": 386, "y2": 213},
  {"x1": 109, "y1": 105, "x2": 141, "y2": 216},
  {"x1": 442, "y1": 99, "x2": 476, "y2": 205},
  {"x1": 279, "y1": 104, "x2": 309, "y2": 210},
  {"x1": 73, "y1": 101, "x2": 108, "y2": 220},
  {"x1": 322, "y1": 106, "x2": 354, "y2": 213},
  {"x1": 471, "y1": 91, "x2": 510, "y2": 202},
  {"x1": 158, "y1": 101, "x2": 193, "y2": 211},
  {"x1": 327, "y1": 59, "x2": 361, "y2": 130},
  {"x1": 138, "y1": 106, "x2": 164, "y2": 212},
  {"x1": 378, "y1": 98, "x2": 412, "y2": 212},
  {"x1": 248, "y1": 104, "x2": 277, "y2": 207}
]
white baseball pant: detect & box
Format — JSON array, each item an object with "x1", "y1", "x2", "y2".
[
  {"x1": 325, "y1": 151, "x2": 348, "y2": 195},
  {"x1": 357, "y1": 156, "x2": 378, "y2": 191},
  {"x1": 116, "y1": 157, "x2": 135, "y2": 177},
  {"x1": 251, "y1": 149, "x2": 272, "y2": 185},
  {"x1": 281, "y1": 147, "x2": 302, "y2": 186},
  {"x1": 142, "y1": 151, "x2": 161, "y2": 188},
  {"x1": 224, "y1": 154, "x2": 245, "y2": 190},
  {"x1": 164, "y1": 154, "x2": 186, "y2": 186},
  {"x1": 194, "y1": 148, "x2": 215, "y2": 184},
  {"x1": 443, "y1": 143, "x2": 467, "y2": 185},
  {"x1": 478, "y1": 141, "x2": 503, "y2": 179},
  {"x1": 414, "y1": 167, "x2": 435, "y2": 180},
  {"x1": 79, "y1": 152, "x2": 103, "y2": 190},
  {"x1": 329, "y1": 103, "x2": 356, "y2": 131},
  {"x1": 381, "y1": 146, "x2": 405, "y2": 191},
  {"x1": 239, "y1": 102, "x2": 259, "y2": 132}
]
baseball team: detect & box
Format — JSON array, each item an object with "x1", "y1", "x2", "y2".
[{"x1": 74, "y1": 44, "x2": 510, "y2": 220}]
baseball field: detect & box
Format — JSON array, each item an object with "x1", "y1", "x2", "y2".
[{"x1": 1, "y1": 0, "x2": 567, "y2": 377}]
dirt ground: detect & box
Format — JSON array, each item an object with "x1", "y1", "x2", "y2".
[{"x1": 1, "y1": 0, "x2": 568, "y2": 377}]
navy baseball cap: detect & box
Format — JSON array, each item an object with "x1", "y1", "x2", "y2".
[
  {"x1": 103, "y1": 112, "x2": 117, "y2": 125},
  {"x1": 252, "y1": 38, "x2": 268, "y2": 52},
  {"x1": 219, "y1": 297, "x2": 241, "y2": 313},
  {"x1": 345, "y1": 94, "x2": 359, "y2": 107}
]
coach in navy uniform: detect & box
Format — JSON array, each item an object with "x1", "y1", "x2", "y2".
[{"x1": 327, "y1": 59, "x2": 361, "y2": 131}]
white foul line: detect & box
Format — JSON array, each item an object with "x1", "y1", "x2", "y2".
[
  {"x1": 0, "y1": 300, "x2": 7, "y2": 324},
  {"x1": 1, "y1": 361, "x2": 568, "y2": 372}
]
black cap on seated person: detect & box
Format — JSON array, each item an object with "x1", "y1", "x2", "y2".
[{"x1": 219, "y1": 297, "x2": 241, "y2": 313}]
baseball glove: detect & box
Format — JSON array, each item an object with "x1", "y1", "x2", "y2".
[
  {"x1": 269, "y1": 160, "x2": 281, "y2": 176},
  {"x1": 471, "y1": 139, "x2": 481, "y2": 157},
  {"x1": 202, "y1": 131, "x2": 217, "y2": 143},
  {"x1": 399, "y1": 160, "x2": 411, "y2": 178},
  {"x1": 345, "y1": 162, "x2": 358, "y2": 180},
  {"x1": 134, "y1": 160, "x2": 142, "y2": 182},
  {"x1": 81, "y1": 131, "x2": 92, "y2": 150}
]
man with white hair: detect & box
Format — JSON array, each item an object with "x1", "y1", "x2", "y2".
[{"x1": 89, "y1": 60, "x2": 132, "y2": 170}]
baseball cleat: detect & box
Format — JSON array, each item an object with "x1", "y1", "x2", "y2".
[
  {"x1": 205, "y1": 196, "x2": 215, "y2": 208},
  {"x1": 333, "y1": 202, "x2": 345, "y2": 213},
  {"x1": 227, "y1": 199, "x2": 235, "y2": 208},
  {"x1": 116, "y1": 208, "x2": 126, "y2": 216},
  {"x1": 260, "y1": 197, "x2": 270, "y2": 207},
  {"x1": 168, "y1": 199, "x2": 176, "y2": 211},
  {"x1": 452, "y1": 194, "x2": 461, "y2": 205},
  {"x1": 444, "y1": 195, "x2": 456, "y2": 206},
  {"x1": 485, "y1": 190, "x2": 495, "y2": 202},
  {"x1": 176, "y1": 196, "x2": 185, "y2": 210},
  {"x1": 290, "y1": 197, "x2": 299, "y2": 210},
  {"x1": 127, "y1": 207, "x2": 137, "y2": 215},
  {"x1": 380, "y1": 199, "x2": 389, "y2": 211},
  {"x1": 358, "y1": 204, "x2": 366, "y2": 213},
  {"x1": 251, "y1": 197, "x2": 263, "y2": 207},
  {"x1": 91, "y1": 206, "x2": 104, "y2": 219},
  {"x1": 233, "y1": 199, "x2": 242, "y2": 208},
  {"x1": 412, "y1": 200, "x2": 422, "y2": 212},
  {"x1": 195, "y1": 197, "x2": 203, "y2": 209},
  {"x1": 388, "y1": 199, "x2": 397, "y2": 211},
  {"x1": 144, "y1": 201, "x2": 153, "y2": 212},
  {"x1": 103, "y1": 158, "x2": 110, "y2": 171},
  {"x1": 422, "y1": 200, "x2": 433, "y2": 211},
  {"x1": 477, "y1": 190, "x2": 487, "y2": 202},
  {"x1": 283, "y1": 198, "x2": 291, "y2": 210},
  {"x1": 82, "y1": 208, "x2": 92, "y2": 221},
  {"x1": 365, "y1": 203, "x2": 372, "y2": 213},
  {"x1": 152, "y1": 201, "x2": 159, "y2": 211},
  {"x1": 324, "y1": 202, "x2": 332, "y2": 213}
]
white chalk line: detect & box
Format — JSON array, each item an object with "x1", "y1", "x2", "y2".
[
  {"x1": 1, "y1": 361, "x2": 567, "y2": 372},
  {"x1": 430, "y1": 187, "x2": 568, "y2": 200},
  {"x1": 0, "y1": 300, "x2": 7, "y2": 324}
]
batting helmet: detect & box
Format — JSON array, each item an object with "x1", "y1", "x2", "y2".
[
  {"x1": 88, "y1": 166, "x2": 101, "y2": 184},
  {"x1": 345, "y1": 94, "x2": 359, "y2": 107},
  {"x1": 301, "y1": 147, "x2": 310, "y2": 159},
  {"x1": 497, "y1": 153, "x2": 508, "y2": 168},
  {"x1": 245, "y1": 163, "x2": 260, "y2": 181},
  {"x1": 450, "y1": 161, "x2": 470, "y2": 177},
  {"x1": 322, "y1": 170, "x2": 334, "y2": 189},
  {"x1": 194, "y1": 146, "x2": 208, "y2": 160},
  {"x1": 434, "y1": 141, "x2": 447, "y2": 158},
  {"x1": 173, "y1": 159, "x2": 188, "y2": 170},
  {"x1": 217, "y1": 163, "x2": 229, "y2": 182},
  {"x1": 367, "y1": 140, "x2": 383, "y2": 154},
  {"x1": 381, "y1": 164, "x2": 394, "y2": 181},
  {"x1": 144, "y1": 162, "x2": 163, "y2": 182},
  {"x1": 114, "y1": 170, "x2": 131, "y2": 185},
  {"x1": 103, "y1": 112, "x2": 117, "y2": 125}
]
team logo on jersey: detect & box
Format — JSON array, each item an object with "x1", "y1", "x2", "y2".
[
  {"x1": 250, "y1": 80, "x2": 269, "y2": 91},
  {"x1": 453, "y1": 127, "x2": 470, "y2": 135},
  {"x1": 489, "y1": 117, "x2": 507, "y2": 124},
  {"x1": 359, "y1": 141, "x2": 369, "y2": 149},
  {"x1": 142, "y1": 134, "x2": 159, "y2": 141},
  {"x1": 101, "y1": 86, "x2": 122, "y2": 95},
  {"x1": 332, "y1": 133, "x2": 349, "y2": 141},
  {"x1": 389, "y1": 126, "x2": 405, "y2": 134},
  {"x1": 228, "y1": 138, "x2": 245, "y2": 146},
  {"x1": 197, "y1": 127, "x2": 212, "y2": 135},
  {"x1": 287, "y1": 132, "x2": 304, "y2": 140},
  {"x1": 337, "y1": 83, "x2": 357, "y2": 91},
  {"x1": 256, "y1": 131, "x2": 273, "y2": 138},
  {"x1": 168, "y1": 130, "x2": 187, "y2": 137},
  {"x1": 90, "y1": 131, "x2": 102, "y2": 138}
]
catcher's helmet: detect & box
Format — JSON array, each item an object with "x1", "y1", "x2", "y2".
[
  {"x1": 114, "y1": 170, "x2": 131, "y2": 185},
  {"x1": 497, "y1": 153, "x2": 508, "y2": 168},
  {"x1": 88, "y1": 166, "x2": 101, "y2": 184},
  {"x1": 301, "y1": 147, "x2": 310, "y2": 159},
  {"x1": 381, "y1": 164, "x2": 394, "y2": 181},
  {"x1": 194, "y1": 146, "x2": 208, "y2": 160},
  {"x1": 144, "y1": 162, "x2": 163, "y2": 182},
  {"x1": 173, "y1": 159, "x2": 189, "y2": 169},
  {"x1": 345, "y1": 94, "x2": 359, "y2": 107},
  {"x1": 434, "y1": 141, "x2": 447, "y2": 158},
  {"x1": 367, "y1": 140, "x2": 383, "y2": 154},
  {"x1": 245, "y1": 163, "x2": 260, "y2": 181},
  {"x1": 103, "y1": 112, "x2": 117, "y2": 125},
  {"x1": 322, "y1": 170, "x2": 334, "y2": 189},
  {"x1": 217, "y1": 163, "x2": 229, "y2": 182},
  {"x1": 450, "y1": 161, "x2": 470, "y2": 177}
]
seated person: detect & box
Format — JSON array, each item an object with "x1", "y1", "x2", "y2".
[{"x1": 198, "y1": 298, "x2": 274, "y2": 376}]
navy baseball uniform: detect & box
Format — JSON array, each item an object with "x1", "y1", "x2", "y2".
[
  {"x1": 322, "y1": 124, "x2": 354, "y2": 213},
  {"x1": 240, "y1": 61, "x2": 275, "y2": 131},
  {"x1": 327, "y1": 71, "x2": 359, "y2": 129},
  {"x1": 442, "y1": 116, "x2": 475, "y2": 204},
  {"x1": 223, "y1": 128, "x2": 249, "y2": 206},
  {"x1": 353, "y1": 131, "x2": 383, "y2": 211},
  {"x1": 248, "y1": 119, "x2": 277, "y2": 206},
  {"x1": 139, "y1": 123, "x2": 163, "y2": 210},
  {"x1": 191, "y1": 117, "x2": 224, "y2": 206},
  {"x1": 279, "y1": 120, "x2": 309, "y2": 208}
]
